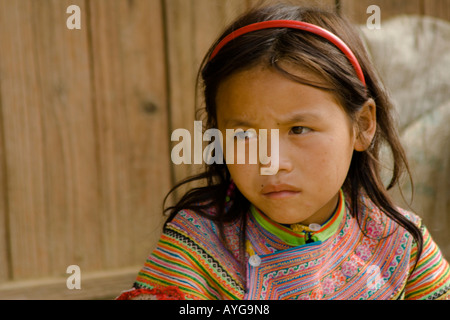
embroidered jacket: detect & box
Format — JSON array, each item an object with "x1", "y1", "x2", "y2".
[{"x1": 117, "y1": 191, "x2": 450, "y2": 300}]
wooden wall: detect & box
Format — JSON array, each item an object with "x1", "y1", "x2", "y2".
[{"x1": 0, "y1": 0, "x2": 448, "y2": 299}]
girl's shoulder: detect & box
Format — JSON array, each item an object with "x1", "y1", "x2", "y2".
[
  {"x1": 167, "y1": 207, "x2": 217, "y2": 238},
  {"x1": 358, "y1": 192, "x2": 422, "y2": 228},
  {"x1": 168, "y1": 204, "x2": 218, "y2": 228},
  {"x1": 396, "y1": 206, "x2": 422, "y2": 227},
  {"x1": 165, "y1": 206, "x2": 240, "y2": 246}
]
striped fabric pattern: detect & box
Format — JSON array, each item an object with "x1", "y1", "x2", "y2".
[
  {"x1": 136, "y1": 227, "x2": 245, "y2": 300},
  {"x1": 405, "y1": 224, "x2": 450, "y2": 300},
  {"x1": 122, "y1": 191, "x2": 450, "y2": 300},
  {"x1": 244, "y1": 192, "x2": 411, "y2": 300}
]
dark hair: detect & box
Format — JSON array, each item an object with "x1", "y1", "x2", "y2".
[{"x1": 163, "y1": 4, "x2": 423, "y2": 270}]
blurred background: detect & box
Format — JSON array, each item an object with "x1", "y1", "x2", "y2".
[{"x1": 0, "y1": 0, "x2": 448, "y2": 299}]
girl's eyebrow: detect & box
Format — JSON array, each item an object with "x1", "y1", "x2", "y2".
[
  {"x1": 223, "y1": 111, "x2": 322, "y2": 128},
  {"x1": 280, "y1": 112, "x2": 322, "y2": 124},
  {"x1": 223, "y1": 118, "x2": 254, "y2": 127}
]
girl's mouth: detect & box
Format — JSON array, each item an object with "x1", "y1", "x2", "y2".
[
  {"x1": 261, "y1": 184, "x2": 301, "y2": 199},
  {"x1": 262, "y1": 190, "x2": 300, "y2": 199}
]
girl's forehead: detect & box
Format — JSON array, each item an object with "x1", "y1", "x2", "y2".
[
  {"x1": 216, "y1": 66, "x2": 343, "y2": 125},
  {"x1": 217, "y1": 64, "x2": 332, "y2": 104},
  {"x1": 221, "y1": 109, "x2": 325, "y2": 128}
]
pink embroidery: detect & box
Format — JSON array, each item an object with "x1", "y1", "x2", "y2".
[
  {"x1": 355, "y1": 245, "x2": 372, "y2": 261},
  {"x1": 331, "y1": 270, "x2": 347, "y2": 287},
  {"x1": 366, "y1": 220, "x2": 383, "y2": 238},
  {"x1": 341, "y1": 260, "x2": 358, "y2": 278},
  {"x1": 322, "y1": 277, "x2": 336, "y2": 295}
]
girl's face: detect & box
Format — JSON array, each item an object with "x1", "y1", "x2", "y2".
[{"x1": 216, "y1": 65, "x2": 373, "y2": 225}]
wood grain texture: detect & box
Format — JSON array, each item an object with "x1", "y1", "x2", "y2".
[
  {"x1": 0, "y1": 0, "x2": 58, "y2": 279},
  {"x1": 0, "y1": 0, "x2": 9, "y2": 280},
  {"x1": 0, "y1": 0, "x2": 171, "y2": 283},
  {"x1": 34, "y1": 0, "x2": 103, "y2": 277},
  {"x1": 87, "y1": 0, "x2": 171, "y2": 270},
  {"x1": 247, "y1": 0, "x2": 336, "y2": 11},
  {"x1": 424, "y1": 0, "x2": 450, "y2": 21}
]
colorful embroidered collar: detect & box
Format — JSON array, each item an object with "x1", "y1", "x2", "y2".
[{"x1": 250, "y1": 189, "x2": 345, "y2": 247}]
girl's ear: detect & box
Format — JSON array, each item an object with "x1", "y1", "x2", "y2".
[{"x1": 354, "y1": 99, "x2": 377, "y2": 152}]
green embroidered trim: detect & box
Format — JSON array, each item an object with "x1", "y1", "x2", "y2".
[{"x1": 251, "y1": 190, "x2": 345, "y2": 247}]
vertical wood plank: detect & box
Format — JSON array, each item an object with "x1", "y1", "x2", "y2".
[
  {"x1": 32, "y1": 0, "x2": 103, "y2": 276},
  {"x1": 0, "y1": 0, "x2": 9, "y2": 278},
  {"x1": 423, "y1": 0, "x2": 450, "y2": 21},
  {"x1": 88, "y1": 0, "x2": 171, "y2": 268},
  {"x1": 0, "y1": 38, "x2": 9, "y2": 282},
  {"x1": 246, "y1": 0, "x2": 336, "y2": 11},
  {"x1": 0, "y1": 0, "x2": 50, "y2": 280},
  {"x1": 162, "y1": 0, "x2": 198, "y2": 194},
  {"x1": 0, "y1": 0, "x2": 102, "y2": 280}
]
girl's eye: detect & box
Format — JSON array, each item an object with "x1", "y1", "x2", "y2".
[
  {"x1": 234, "y1": 130, "x2": 257, "y2": 140},
  {"x1": 290, "y1": 126, "x2": 312, "y2": 135}
]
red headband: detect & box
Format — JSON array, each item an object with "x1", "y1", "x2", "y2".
[{"x1": 209, "y1": 20, "x2": 366, "y2": 86}]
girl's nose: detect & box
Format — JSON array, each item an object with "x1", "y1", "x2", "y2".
[
  {"x1": 259, "y1": 134, "x2": 293, "y2": 175},
  {"x1": 275, "y1": 141, "x2": 294, "y2": 174}
]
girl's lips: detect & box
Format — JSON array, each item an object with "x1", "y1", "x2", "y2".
[
  {"x1": 261, "y1": 184, "x2": 300, "y2": 194},
  {"x1": 262, "y1": 190, "x2": 301, "y2": 199},
  {"x1": 261, "y1": 184, "x2": 301, "y2": 199}
]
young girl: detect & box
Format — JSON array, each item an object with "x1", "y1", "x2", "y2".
[{"x1": 118, "y1": 4, "x2": 450, "y2": 300}]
